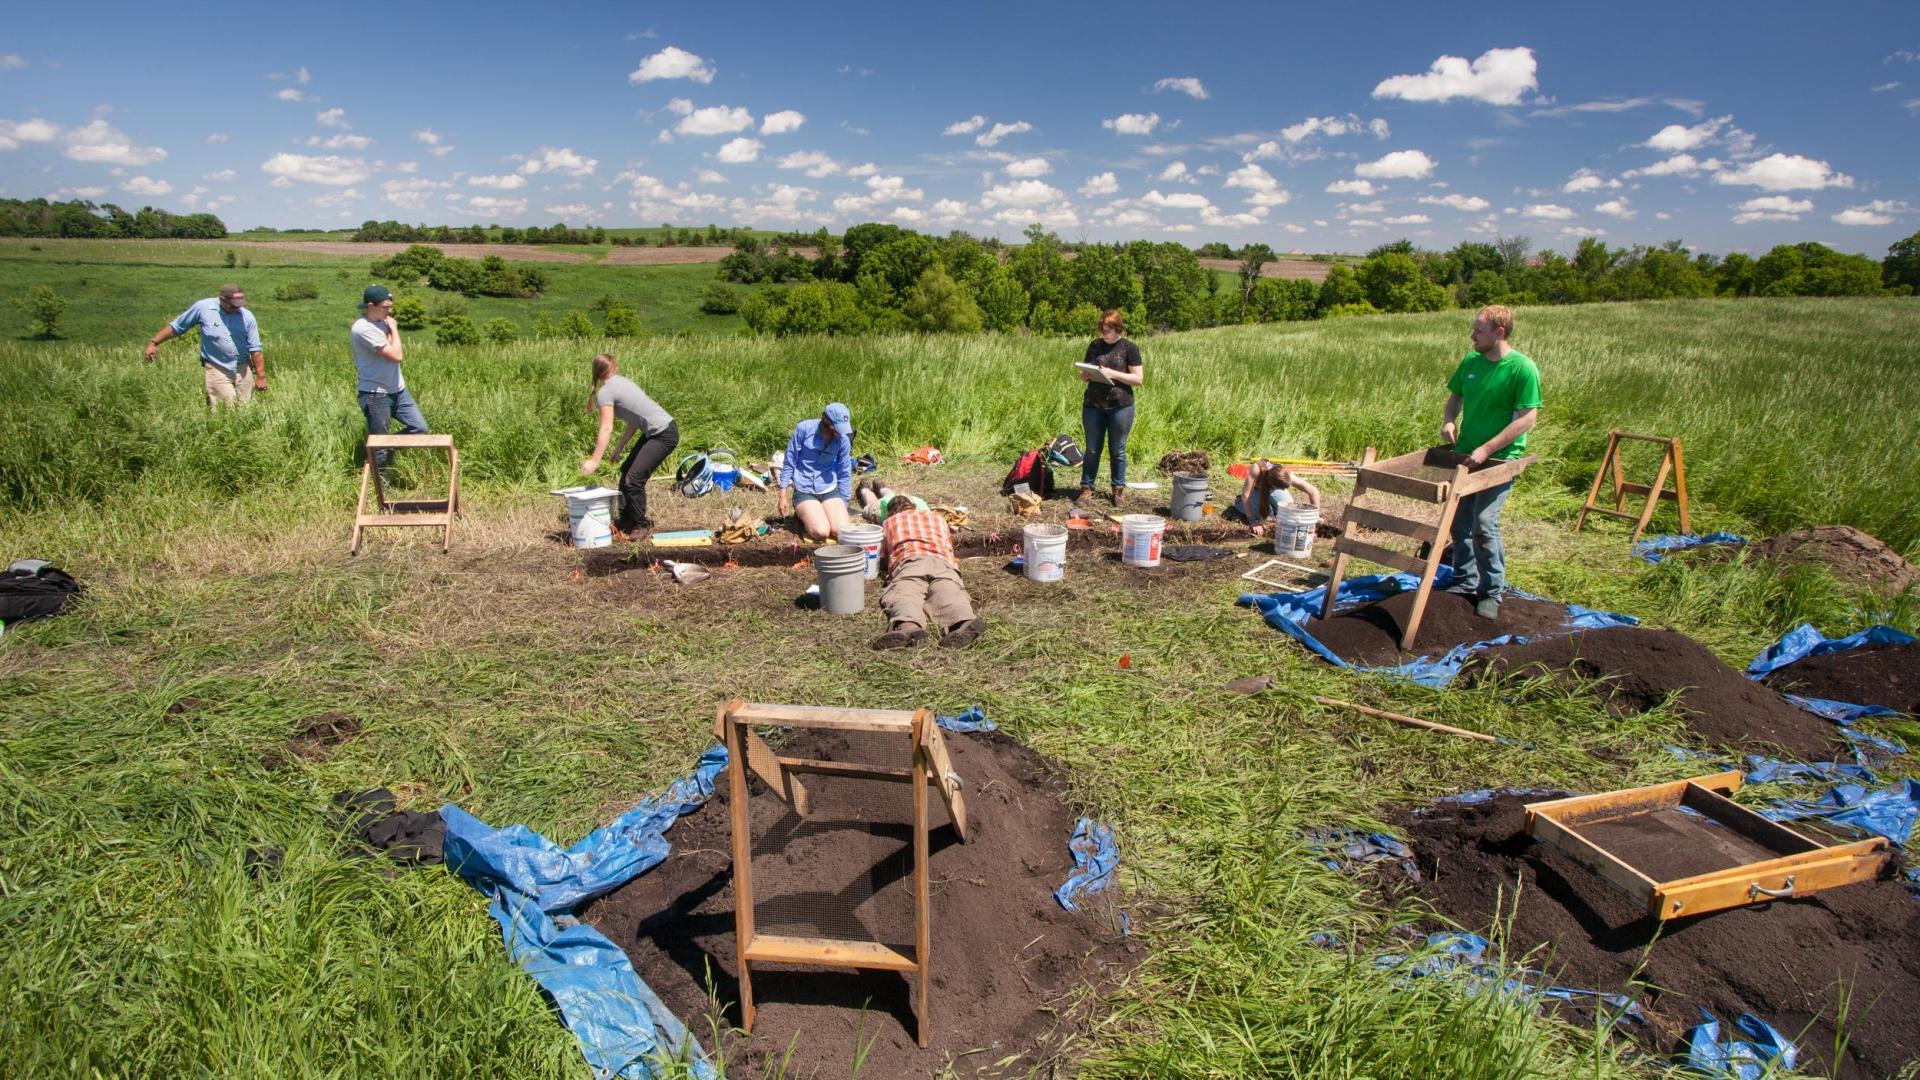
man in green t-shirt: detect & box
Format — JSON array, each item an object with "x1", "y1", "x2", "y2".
[{"x1": 1440, "y1": 304, "x2": 1542, "y2": 619}]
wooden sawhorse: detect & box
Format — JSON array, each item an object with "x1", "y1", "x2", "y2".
[
  {"x1": 1575, "y1": 430, "x2": 1689, "y2": 543},
  {"x1": 351, "y1": 434, "x2": 461, "y2": 555}
]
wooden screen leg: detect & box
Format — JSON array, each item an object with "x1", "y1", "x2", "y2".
[
  {"x1": 1609, "y1": 434, "x2": 1628, "y2": 513},
  {"x1": 1669, "y1": 439, "x2": 1690, "y2": 534},
  {"x1": 352, "y1": 460, "x2": 372, "y2": 555},
  {"x1": 1575, "y1": 430, "x2": 1615, "y2": 533},
  {"x1": 1319, "y1": 448, "x2": 1373, "y2": 621},
  {"x1": 911, "y1": 710, "x2": 931, "y2": 1049},
  {"x1": 449, "y1": 447, "x2": 462, "y2": 515},
  {"x1": 722, "y1": 702, "x2": 757, "y2": 1033},
  {"x1": 1401, "y1": 470, "x2": 1467, "y2": 652},
  {"x1": 1632, "y1": 455, "x2": 1673, "y2": 544}
]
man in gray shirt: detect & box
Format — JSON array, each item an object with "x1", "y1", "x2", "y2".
[{"x1": 350, "y1": 284, "x2": 428, "y2": 470}]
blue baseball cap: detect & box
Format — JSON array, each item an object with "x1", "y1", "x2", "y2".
[
  {"x1": 362, "y1": 284, "x2": 393, "y2": 305},
  {"x1": 823, "y1": 402, "x2": 853, "y2": 434}
]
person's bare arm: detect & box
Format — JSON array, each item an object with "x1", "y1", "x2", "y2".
[
  {"x1": 1288, "y1": 472, "x2": 1321, "y2": 507},
  {"x1": 582, "y1": 405, "x2": 618, "y2": 473},
  {"x1": 1467, "y1": 408, "x2": 1539, "y2": 465},
  {"x1": 143, "y1": 325, "x2": 178, "y2": 362},
  {"x1": 1109, "y1": 363, "x2": 1144, "y2": 387},
  {"x1": 250, "y1": 350, "x2": 267, "y2": 390},
  {"x1": 1440, "y1": 393, "x2": 1464, "y2": 444}
]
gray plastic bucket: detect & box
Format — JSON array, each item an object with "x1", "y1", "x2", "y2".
[
  {"x1": 812, "y1": 544, "x2": 868, "y2": 615},
  {"x1": 1170, "y1": 471, "x2": 1209, "y2": 521}
]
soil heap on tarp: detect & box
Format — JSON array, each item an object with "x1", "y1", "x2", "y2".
[
  {"x1": 1460, "y1": 627, "x2": 1848, "y2": 760},
  {"x1": 581, "y1": 728, "x2": 1131, "y2": 1079},
  {"x1": 1717, "y1": 525, "x2": 1920, "y2": 595},
  {"x1": 1400, "y1": 792, "x2": 1920, "y2": 1078},
  {"x1": 1762, "y1": 642, "x2": 1920, "y2": 716},
  {"x1": 1309, "y1": 589, "x2": 1578, "y2": 667}
]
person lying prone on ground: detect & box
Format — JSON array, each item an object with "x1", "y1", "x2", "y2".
[
  {"x1": 873, "y1": 496, "x2": 986, "y2": 651},
  {"x1": 1233, "y1": 460, "x2": 1321, "y2": 525},
  {"x1": 854, "y1": 477, "x2": 927, "y2": 522}
]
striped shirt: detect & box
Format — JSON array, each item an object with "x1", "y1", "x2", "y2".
[{"x1": 881, "y1": 509, "x2": 957, "y2": 570}]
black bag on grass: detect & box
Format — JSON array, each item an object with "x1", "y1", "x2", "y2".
[
  {"x1": 1047, "y1": 434, "x2": 1084, "y2": 468},
  {"x1": 0, "y1": 561, "x2": 82, "y2": 625}
]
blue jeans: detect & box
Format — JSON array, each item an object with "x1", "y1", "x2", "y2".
[
  {"x1": 1448, "y1": 480, "x2": 1512, "y2": 600},
  {"x1": 1081, "y1": 403, "x2": 1135, "y2": 488},
  {"x1": 359, "y1": 388, "x2": 429, "y2": 469}
]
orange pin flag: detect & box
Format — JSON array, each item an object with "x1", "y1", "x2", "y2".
[{"x1": 1118, "y1": 654, "x2": 1131, "y2": 669}]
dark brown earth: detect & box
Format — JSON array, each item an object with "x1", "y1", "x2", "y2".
[
  {"x1": 581, "y1": 727, "x2": 1133, "y2": 1079},
  {"x1": 1762, "y1": 643, "x2": 1920, "y2": 717},
  {"x1": 1308, "y1": 589, "x2": 1580, "y2": 666},
  {"x1": 1692, "y1": 526, "x2": 1920, "y2": 595},
  {"x1": 1401, "y1": 792, "x2": 1920, "y2": 1079},
  {"x1": 1461, "y1": 627, "x2": 1849, "y2": 761}
]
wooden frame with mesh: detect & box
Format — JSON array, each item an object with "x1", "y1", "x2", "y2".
[{"x1": 715, "y1": 700, "x2": 970, "y2": 1048}]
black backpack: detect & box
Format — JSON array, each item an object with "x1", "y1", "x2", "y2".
[
  {"x1": 1047, "y1": 434, "x2": 1084, "y2": 468},
  {"x1": 0, "y1": 561, "x2": 82, "y2": 625}
]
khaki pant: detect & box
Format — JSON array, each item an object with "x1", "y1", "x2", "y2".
[
  {"x1": 204, "y1": 364, "x2": 256, "y2": 409},
  {"x1": 882, "y1": 557, "x2": 976, "y2": 634}
]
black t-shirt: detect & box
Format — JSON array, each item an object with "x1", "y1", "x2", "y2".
[{"x1": 1082, "y1": 337, "x2": 1142, "y2": 410}]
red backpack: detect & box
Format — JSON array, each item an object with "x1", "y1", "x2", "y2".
[{"x1": 1001, "y1": 446, "x2": 1056, "y2": 496}]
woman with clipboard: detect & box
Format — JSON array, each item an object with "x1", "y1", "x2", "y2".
[{"x1": 1075, "y1": 309, "x2": 1144, "y2": 504}]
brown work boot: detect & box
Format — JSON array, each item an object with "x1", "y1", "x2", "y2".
[
  {"x1": 1076, "y1": 484, "x2": 1094, "y2": 503},
  {"x1": 871, "y1": 628, "x2": 927, "y2": 650},
  {"x1": 938, "y1": 617, "x2": 987, "y2": 649},
  {"x1": 1110, "y1": 484, "x2": 1125, "y2": 506}
]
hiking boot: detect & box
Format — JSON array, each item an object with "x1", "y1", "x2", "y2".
[
  {"x1": 871, "y1": 628, "x2": 927, "y2": 650},
  {"x1": 1110, "y1": 485, "x2": 1125, "y2": 506},
  {"x1": 1474, "y1": 597, "x2": 1502, "y2": 620},
  {"x1": 939, "y1": 617, "x2": 987, "y2": 649},
  {"x1": 1076, "y1": 484, "x2": 1094, "y2": 503}
]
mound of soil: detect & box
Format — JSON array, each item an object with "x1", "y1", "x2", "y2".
[
  {"x1": 1309, "y1": 589, "x2": 1579, "y2": 666},
  {"x1": 1718, "y1": 526, "x2": 1920, "y2": 594},
  {"x1": 1762, "y1": 643, "x2": 1920, "y2": 716},
  {"x1": 1401, "y1": 793, "x2": 1920, "y2": 1078},
  {"x1": 582, "y1": 728, "x2": 1131, "y2": 1078},
  {"x1": 1462, "y1": 627, "x2": 1847, "y2": 761}
]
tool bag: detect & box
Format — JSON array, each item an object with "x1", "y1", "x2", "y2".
[
  {"x1": 0, "y1": 561, "x2": 82, "y2": 625},
  {"x1": 1046, "y1": 434, "x2": 1084, "y2": 468}
]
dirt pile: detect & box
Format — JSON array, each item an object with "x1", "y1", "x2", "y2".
[
  {"x1": 1308, "y1": 589, "x2": 1577, "y2": 666},
  {"x1": 1401, "y1": 792, "x2": 1920, "y2": 1078},
  {"x1": 1762, "y1": 642, "x2": 1920, "y2": 716},
  {"x1": 582, "y1": 728, "x2": 1131, "y2": 1078},
  {"x1": 1461, "y1": 627, "x2": 1847, "y2": 760},
  {"x1": 1704, "y1": 526, "x2": 1920, "y2": 594}
]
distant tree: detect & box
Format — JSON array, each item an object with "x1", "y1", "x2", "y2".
[
  {"x1": 602, "y1": 305, "x2": 641, "y2": 337},
  {"x1": 775, "y1": 281, "x2": 868, "y2": 336},
  {"x1": 837, "y1": 222, "x2": 913, "y2": 282},
  {"x1": 1009, "y1": 223, "x2": 1070, "y2": 316},
  {"x1": 1358, "y1": 252, "x2": 1452, "y2": 313},
  {"x1": 434, "y1": 313, "x2": 481, "y2": 345},
  {"x1": 700, "y1": 282, "x2": 742, "y2": 314},
  {"x1": 428, "y1": 293, "x2": 468, "y2": 322},
  {"x1": 902, "y1": 265, "x2": 984, "y2": 333},
  {"x1": 1883, "y1": 230, "x2": 1920, "y2": 293},
  {"x1": 1068, "y1": 243, "x2": 1144, "y2": 313},
  {"x1": 392, "y1": 294, "x2": 429, "y2": 330},
  {"x1": 852, "y1": 234, "x2": 937, "y2": 307},
  {"x1": 1494, "y1": 234, "x2": 1532, "y2": 270},
  {"x1": 223, "y1": 249, "x2": 237, "y2": 268},
  {"x1": 483, "y1": 317, "x2": 518, "y2": 344},
  {"x1": 16, "y1": 283, "x2": 67, "y2": 338},
  {"x1": 531, "y1": 310, "x2": 561, "y2": 339},
  {"x1": 560, "y1": 310, "x2": 596, "y2": 338},
  {"x1": 1314, "y1": 264, "x2": 1366, "y2": 313},
  {"x1": 1237, "y1": 243, "x2": 1275, "y2": 310},
  {"x1": 1248, "y1": 277, "x2": 1317, "y2": 322},
  {"x1": 976, "y1": 268, "x2": 1029, "y2": 332}
]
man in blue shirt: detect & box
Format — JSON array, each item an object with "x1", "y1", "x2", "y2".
[
  {"x1": 144, "y1": 283, "x2": 265, "y2": 408},
  {"x1": 777, "y1": 402, "x2": 855, "y2": 540}
]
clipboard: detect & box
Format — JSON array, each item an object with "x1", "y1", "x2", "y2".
[{"x1": 1075, "y1": 362, "x2": 1112, "y2": 384}]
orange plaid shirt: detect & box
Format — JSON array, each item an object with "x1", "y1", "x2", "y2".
[{"x1": 881, "y1": 509, "x2": 957, "y2": 570}]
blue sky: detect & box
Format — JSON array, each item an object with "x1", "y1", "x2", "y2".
[{"x1": 3, "y1": 1, "x2": 1916, "y2": 255}]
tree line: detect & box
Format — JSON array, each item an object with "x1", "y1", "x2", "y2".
[
  {"x1": 0, "y1": 197, "x2": 228, "y2": 240},
  {"x1": 350, "y1": 220, "x2": 757, "y2": 247}
]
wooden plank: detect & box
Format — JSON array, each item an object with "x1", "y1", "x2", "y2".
[
  {"x1": 1613, "y1": 431, "x2": 1681, "y2": 444},
  {"x1": 743, "y1": 729, "x2": 811, "y2": 815},
  {"x1": 1527, "y1": 810, "x2": 1659, "y2": 911},
  {"x1": 776, "y1": 757, "x2": 913, "y2": 781},
  {"x1": 351, "y1": 460, "x2": 373, "y2": 555},
  {"x1": 1579, "y1": 506, "x2": 1646, "y2": 522},
  {"x1": 921, "y1": 721, "x2": 971, "y2": 842},
  {"x1": 1400, "y1": 476, "x2": 1464, "y2": 651},
  {"x1": 731, "y1": 702, "x2": 917, "y2": 733},
  {"x1": 1330, "y1": 537, "x2": 1428, "y2": 576},
  {"x1": 1653, "y1": 845, "x2": 1889, "y2": 920},
  {"x1": 1679, "y1": 782, "x2": 1820, "y2": 856},
  {"x1": 1670, "y1": 438, "x2": 1690, "y2": 535},
  {"x1": 743, "y1": 934, "x2": 919, "y2": 971},
  {"x1": 354, "y1": 513, "x2": 454, "y2": 528},
  {"x1": 1345, "y1": 504, "x2": 1440, "y2": 540},
  {"x1": 1455, "y1": 453, "x2": 1536, "y2": 497},
  {"x1": 1629, "y1": 454, "x2": 1673, "y2": 544},
  {"x1": 911, "y1": 708, "x2": 931, "y2": 1049},
  {"x1": 1525, "y1": 771, "x2": 1743, "y2": 828},
  {"x1": 1617, "y1": 482, "x2": 1681, "y2": 502},
  {"x1": 1658, "y1": 837, "x2": 1887, "y2": 890},
  {"x1": 1353, "y1": 467, "x2": 1449, "y2": 504},
  {"x1": 721, "y1": 699, "x2": 757, "y2": 1032},
  {"x1": 365, "y1": 433, "x2": 455, "y2": 449},
  {"x1": 1575, "y1": 430, "x2": 1617, "y2": 533},
  {"x1": 1366, "y1": 447, "x2": 1442, "y2": 472},
  {"x1": 1318, "y1": 448, "x2": 1372, "y2": 622}
]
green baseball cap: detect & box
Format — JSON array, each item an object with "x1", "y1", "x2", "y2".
[{"x1": 362, "y1": 284, "x2": 393, "y2": 305}]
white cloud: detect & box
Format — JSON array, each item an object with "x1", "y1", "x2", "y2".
[
  {"x1": 1196, "y1": 164, "x2": 1218, "y2": 176},
  {"x1": 1871, "y1": 81, "x2": 1902, "y2": 93},
  {"x1": 1006, "y1": 157, "x2": 1052, "y2": 178},
  {"x1": 205, "y1": 132, "x2": 228, "y2": 145},
  {"x1": 1373, "y1": 46, "x2": 1538, "y2": 105},
  {"x1": 1559, "y1": 225, "x2": 1607, "y2": 238},
  {"x1": 930, "y1": 198, "x2": 971, "y2": 218},
  {"x1": 863, "y1": 174, "x2": 923, "y2": 201},
  {"x1": 1326, "y1": 178, "x2": 1376, "y2": 196},
  {"x1": 1079, "y1": 172, "x2": 1119, "y2": 196},
  {"x1": 1224, "y1": 162, "x2": 1288, "y2": 204},
  {"x1": 667, "y1": 99, "x2": 755, "y2": 136},
  {"x1": 759, "y1": 110, "x2": 805, "y2": 135},
  {"x1": 1560, "y1": 168, "x2": 1620, "y2": 194},
  {"x1": 275, "y1": 88, "x2": 307, "y2": 102},
  {"x1": 1368, "y1": 118, "x2": 1391, "y2": 139},
  {"x1": 469, "y1": 173, "x2": 527, "y2": 189},
  {"x1": 1281, "y1": 114, "x2": 1362, "y2": 142},
  {"x1": 303, "y1": 134, "x2": 371, "y2": 150},
  {"x1": 62, "y1": 120, "x2": 167, "y2": 166},
  {"x1": 466, "y1": 195, "x2": 527, "y2": 217},
  {"x1": 120, "y1": 175, "x2": 171, "y2": 197},
  {"x1": 382, "y1": 176, "x2": 448, "y2": 210},
  {"x1": 309, "y1": 187, "x2": 360, "y2": 210},
  {"x1": 0, "y1": 117, "x2": 59, "y2": 150},
  {"x1": 980, "y1": 179, "x2": 1064, "y2": 207},
  {"x1": 1645, "y1": 115, "x2": 1728, "y2": 151},
  {"x1": 1417, "y1": 192, "x2": 1490, "y2": 211},
  {"x1": 716, "y1": 137, "x2": 762, "y2": 163},
  {"x1": 1832, "y1": 199, "x2": 1909, "y2": 226},
  {"x1": 316, "y1": 107, "x2": 348, "y2": 129},
  {"x1": 976, "y1": 120, "x2": 1031, "y2": 147},
  {"x1": 544, "y1": 203, "x2": 593, "y2": 216},
  {"x1": 1141, "y1": 189, "x2": 1211, "y2": 210},
  {"x1": 695, "y1": 169, "x2": 728, "y2": 184},
  {"x1": 49, "y1": 185, "x2": 107, "y2": 199},
  {"x1": 260, "y1": 152, "x2": 370, "y2": 186},
  {"x1": 845, "y1": 162, "x2": 878, "y2": 177},
  {"x1": 517, "y1": 146, "x2": 598, "y2": 177},
  {"x1": 1712, "y1": 152, "x2": 1853, "y2": 192},
  {"x1": 1625, "y1": 154, "x2": 1713, "y2": 179},
  {"x1": 1102, "y1": 112, "x2": 1160, "y2": 135},
  {"x1": 0, "y1": 54, "x2": 25, "y2": 71},
  {"x1": 203, "y1": 169, "x2": 236, "y2": 181},
  {"x1": 1594, "y1": 198, "x2": 1636, "y2": 219},
  {"x1": 942, "y1": 115, "x2": 987, "y2": 136},
  {"x1": 1522, "y1": 203, "x2": 1575, "y2": 220},
  {"x1": 296, "y1": 66, "x2": 310, "y2": 84},
  {"x1": 777, "y1": 150, "x2": 839, "y2": 178},
  {"x1": 1157, "y1": 161, "x2": 1190, "y2": 182},
  {"x1": 1354, "y1": 149, "x2": 1435, "y2": 179},
  {"x1": 1383, "y1": 214, "x2": 1430, "y2": 225},
  {"x1": 1731, "y1": 195, "x2": 1813, "y2": 224},
  {"x1": 413, "y1": 129, "x2": 453, "y2": 157},
  {"x1": 1152, "y1": 76, "x2": 1209, "y2": 99},
  {"x1": 1343, "y1": 201, "x2": 1385, "y2": 214},
  {"x1": 1655, "y1": 211, "x2": 1672, "y2": 221},
  {"x1": 629, "y1": 46, "x2": 715, "y2": 84}
]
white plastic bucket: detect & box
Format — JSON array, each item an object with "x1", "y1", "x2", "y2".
[
  {"x1": 1120, "y1": 514, "x2": 1166, "y2": 568},
  {"x1": 557, "y1": 486, "x2": 620, "y2": 548},
  {"x1": 812, "y1": 545, "x2": 868, "y2": 614},
  {"x1": 1273, "y1": 504, "x2": 1321, "y2": 559},
  {"x1": 1022, "y1": 523, "x2": 1068, "y2": 583},
  {"x1": 839, "y1": 522, "x2": 885, "y2": 580}
]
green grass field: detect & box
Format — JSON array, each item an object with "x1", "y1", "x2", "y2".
[{"x1": 3, "y1": 272, "x2": 1918, "y2": 1077}]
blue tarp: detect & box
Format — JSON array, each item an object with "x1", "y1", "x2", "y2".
[
  {"x1": 1686, "y1": 1010, "x2": 1797, "y2": 1079},
  {"x1": 1373, "y1": 932, "x2": 1643, "y2": 1026},
  {"x1": 1055, "y1": 818, "x2": 1118, "y2": 911},
  {"x1": 1306, "y1": 827, "x2": 1420, "y2": 881},
  {"x1": 1744, "y1": 623, "x2": 1914, "y2": 742},
  {"x1": 1760, "y1": 779, "x2": 1920, "y2": 845},
  {"x1": 1238, "y1": 566, "x2": 1638, "y2": 688},
  {"x1": 937, "y1": 706, "x2": 998, "y2": 733},
  {"x1": 1633, "y1": 532, "x2": 1746, "y2": 564},
  {"x1": 441, "y1": 747, "x2": 727, "y2": 1080}
]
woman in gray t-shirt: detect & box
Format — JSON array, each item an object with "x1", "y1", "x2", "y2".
[{"x1": 582, "y1": 353, "x2": 680, "y2": 535}]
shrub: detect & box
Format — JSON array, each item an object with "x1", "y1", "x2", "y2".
[
  {"x1": 902, "y1": 265, "x2": 983, "y2": 333},
  {"x1": 1321, "y1": 301, "x2": 1381, "y2": 319},
  {"x1": 434, "y1": 313, "x2": 481, "y2": 345},
  {"x1": 271, "y1": 280, "x2": 320, "y2": 302},
  {"x1": 392, "y1": 294, "x2": 429, "y2": 330},
  {"x1": 483, "y1": 317, "x2": 518, "y2": 344},
  {"x1": 560, "y1": 310, "x2": 596, "y2": 338},
  {"x1": 531, "y1": 311, "x2": 561, "y2": 339},
  {"x1": 700, "y1": 282, "x2": 742, "y2": 314},
  {"x1": 16, "y1": 283, "x2": 67, "y2": 338},
  {"x1": 222, "y1": 249, "x2": 237, "y2": 268},
  {"x1": 739, "y1": 290, "x2": 781, "y2": 334},
  {"x1": 602, "y1": 305, "x2": 641, "y2": 338},
  {"x1": 428, "y1": 294, "x2": 468, "y2": 322}
]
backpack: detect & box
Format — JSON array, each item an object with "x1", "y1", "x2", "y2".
[
  {"x1": 1046, "y1": 435, "x2": 1084, "y2": 468},
  {"x1": 0, "y1": 561, "x2": 81, "y2": 625},
  {"x1": 1001, "y1": 446, "x2": 1055, "y2": 497}
]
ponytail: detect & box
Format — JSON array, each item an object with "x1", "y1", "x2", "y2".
[{"x1": 588, "y1": 353, "x2": 616, "y2": 415}]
